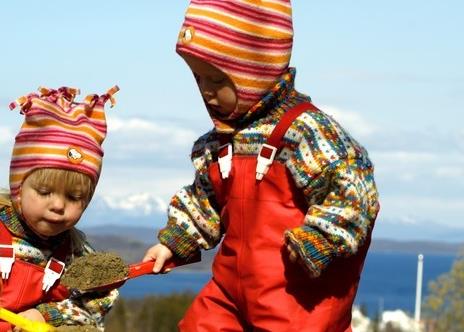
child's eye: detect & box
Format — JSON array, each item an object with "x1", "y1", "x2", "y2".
[
  {"x1": 36, "y1": 187, "x2": 51, "y2": 196},
  {"x1": 67, "y1": 194, "x2": 83, "y2": 202},
  {"x1": 211, "y1": 77, "x2": 225, "y2": 84}
]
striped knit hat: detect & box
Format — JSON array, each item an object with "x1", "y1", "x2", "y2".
[
  {"x1": 176, "y1": 0, "x2": 293, "y2": 131},
  {"x1": 8, "y1": 86, "x2": 119, "y2": 210}
]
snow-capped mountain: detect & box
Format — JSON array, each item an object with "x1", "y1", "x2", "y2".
[
  {"x1": 81, "y1": 193, "x2": 167, "y2": 228},
  {"x1": 80, "y1": 193, "x2": 464, "y2": 243}
]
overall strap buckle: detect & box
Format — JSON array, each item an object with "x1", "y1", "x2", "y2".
[
  {"x1": 256, "y1": 144, "x2": 277, "y2": 180},
  {"x1": 43, "y1": 258, "x2": 65, "y2": 292},
  {"x1": 218, "y1": 143, "x2": 233, "y2": 179},
  {"x1": 0, "y1": 244, "x2": 14, "y2": 280},
  {"x1": 255, "y1": 102, "x2": 316, "y2": 180}
]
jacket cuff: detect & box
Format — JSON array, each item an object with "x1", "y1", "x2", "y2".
[
  {"x1": 285, "y1": 225, "x2": 334, "y2": 278},
  {"x1": 158, "y1": 224, "x2": 199, "y2": 260},
  {"x1": 36, "y1": 303, "x2": 64, "y2": 327}
]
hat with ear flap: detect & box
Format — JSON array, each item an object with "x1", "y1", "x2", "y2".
[
  {"x1": 8, "y1": 85, "x2": 119, "y2": 213},
  {"x1": 176, "y1": 0, "x2": 293, "y2": 132}
]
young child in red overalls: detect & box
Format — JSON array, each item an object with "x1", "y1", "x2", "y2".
[
  {"x1": 0, "y1": 86, "x2": 119, "y2": 331},
  {"x1": 143, "y1": 1, "x2": 380, "y2": 331}
]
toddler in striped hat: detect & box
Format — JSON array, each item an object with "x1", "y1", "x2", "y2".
[
  {"x1": 0, "y1": 86, "x2": 119, "y2": 330},
  {"x1": 144, "y1": 0, "x2": 379, "y2": 330},
  {"x1": 176, "y1": 0, "x2": 293, "y2": 133}
]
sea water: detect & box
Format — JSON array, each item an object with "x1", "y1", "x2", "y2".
[{"x1": 119, "y1": 251, "x2": 456, "y2": 317}]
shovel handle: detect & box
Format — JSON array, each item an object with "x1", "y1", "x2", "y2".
[
  {"x1": 0, "y1": 307, "x2": 56, "y2": 332},
  {"x1": 128, "y1": 261, "x2": 155, "y2": 278},
  {"x1": 128, "y1": 253, "x2": 201, "y2": 279}
]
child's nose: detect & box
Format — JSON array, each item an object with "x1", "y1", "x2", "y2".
[
  {"x1": 200, "y1": 81, "x2": 215, "y2": 98},
  {"x1": 50, "y1": 196, "x2": 65, "y2": 213}
]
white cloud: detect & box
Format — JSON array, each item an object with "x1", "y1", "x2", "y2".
[
  {"x1": 108, "y1": 117, "x2": 198, "y2": 147},
  {"x1": 397, "y1": 215, "x2": 418, "y2": 225},
  {"x1": 371, "y1": 150, "x2": 464, "y2": 190},
  {"x1": 454, "y1": 130, "x2": 464, "y2": 153},
  {"x1": 372, "y1": 150, "x2": 439, "y2": 164},
  {"x1": 0, "y1": 126, "x2": 14, "y2": 144},
  {"x1": 103, "y1": 117, "x2": 201, "y2": 164},
  {"x1": 96, "y1": 167, "x2": 193, "y2": 203},
  {"x1": 102, "y1": 192, "x2": 167, "y2": 215},
  {"x1": 435, "y1": 166, "x2": 464, "y2": 178},
  {"x1": 397, "y1": 173, "x2": 416, "y2": 182},
  {"x1": 379, "y1": 194, "x2": 464, "y2": 228},
  {"x1": 320, "y1": 105, "x2": 377, "y2": 138},
  {"x1": 109, "y1": 118, "x2": 157, "y2": 132},
  {"x1": 0, "y1": 127, "x2": 14, "y2": 187}
]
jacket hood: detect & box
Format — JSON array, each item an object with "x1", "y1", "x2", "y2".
[{"x1": 176, "y1": 0, "x2": 294, "y2": 133}]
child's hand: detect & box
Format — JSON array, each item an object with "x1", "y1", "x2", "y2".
[
  {"x1": 285, "y1": 241, "x2": 317, "y2": 278},
  {"x1": 286, "y1": 244, "x2": 301, "y2": 264},
  {"x1": 13, "y1": 309, "x2": 45, "y2": 332},
  {"x1": 285, "y1": 240, "x2": 310, "y2": 274},
  {"x1": 143, "y1": 243, "x2": 174, "y2": 274}
]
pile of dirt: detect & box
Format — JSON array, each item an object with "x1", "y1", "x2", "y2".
[
  {"x1": 56, "y1": 325, "x2": 100, "y2": 331},
  {"x1": 61, "y1": 252, "x2": 129, "y2": 290}
]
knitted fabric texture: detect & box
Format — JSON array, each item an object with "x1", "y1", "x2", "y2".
[
  {"x1": 158, "y1": 69, "x2": 380, "y2": 275},
  {"x1": 8, "y1": 86, "x2": 119, "y2": 211},
  {"x1": 0, "y1": 205, "x2": 118, "y2": 327},
  {"x1": 176, "y1": 0, "x2": 293, "y2": 132}
]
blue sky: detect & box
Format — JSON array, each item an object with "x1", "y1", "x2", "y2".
[{"x1": 1, "y1": 1, "x2": 463, "y2": 238}]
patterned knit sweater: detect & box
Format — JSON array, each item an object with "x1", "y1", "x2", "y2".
[
  {"x1": 158, "y1": 68, "x2": 380, "y2": 278},
  {"x1": 0, "y1": 205, "x2": 117, "y2": 330}
]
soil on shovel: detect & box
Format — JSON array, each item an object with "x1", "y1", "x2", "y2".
[
  {"x1": 61, "y1": 252, "x2": 129, "y2": 290},
  {"x1": 56, "y1": 325, "x2": 100, "y2": 332}
]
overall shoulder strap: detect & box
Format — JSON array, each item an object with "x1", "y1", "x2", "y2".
[
  {"x1": 215, "y1": 102, "x2": 317, "y2": 180},
  {"x1": 0, "y1": 211, "x2": 13, "y2": 245},
  {"x1": 267, "y1": 102, "x2": 316, "y2": 149},
  {"x1": 256, "y1": 102, "x2": 316, "y2": 180},
  {"x1": 0, "y1": 209, "x2": 14, "y2": 280}
]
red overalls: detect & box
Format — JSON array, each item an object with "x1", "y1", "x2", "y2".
[
  {"x1": 0, "y1": 221, "x2": 69, "y2": 331},
  {"x1": 179, "y1": 103, "x2": 372, "y2": 332}
]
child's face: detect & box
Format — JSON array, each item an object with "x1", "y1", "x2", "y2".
[
  {"x1": 20, "y1": 173, "x2": 87, "y2": 238},
  {"x1": 182, "y1": 54, "x2": 237, "y2": 116}
]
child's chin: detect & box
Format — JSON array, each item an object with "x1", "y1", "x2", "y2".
[
  {"x1": 207, "y1": 104, "x2": 224, "y2": 115},
  {"x1": 33, "y1": 231, "x2": 51, "y2": 240},
  {"x1": 33, "y1": 227, "x2": 63, "y2": 239}
]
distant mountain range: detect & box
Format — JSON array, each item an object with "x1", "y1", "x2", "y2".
[
  {"x1": 80, "y1": 195, "x2": 167, "y2": 229},
  {"x1": 79, "y1": 195, "x2": 464, "y2": 267},
  {"x1": 369, "y1": 238, "x2": 462, "y2": 255},
  {"x1": 81, "y1": 224, "x2": 463, "y2": 271},
  {"x1": 85, "y1": 232, "x2": 216, "y2": 271},
  {"x1": 372, "y1": 218, "x2": 464, "y2": 243},
  {"x1": 80, "y1": 194, "x2": 464, "y2": 243}
]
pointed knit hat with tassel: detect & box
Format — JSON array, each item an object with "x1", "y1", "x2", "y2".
[
  {"x1": 8, "y1": 86, "x2": 119, "y2": 212},
  {"x1": 176, "y1": 0, "x2": 293, "y2": 132}
]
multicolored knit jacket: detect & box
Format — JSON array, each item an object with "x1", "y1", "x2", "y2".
[
  {"x1": 0, "y1": 204, "x2": 118, "y2": 330},
  {"x1": 158, "y1": 68, "x2": 380, "y2": 278}
]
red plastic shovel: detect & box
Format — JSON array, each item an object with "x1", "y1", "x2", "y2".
[{"x1": 70, "y1": 253, "x2": 201, "y2": 296}]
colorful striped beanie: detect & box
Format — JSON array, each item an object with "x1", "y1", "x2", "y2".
[
  {"x1": 8, "y1": 86, "x2": 119, "y2": 210},
  {"x1": 176, "y1": 0, "x2": 293, "y2": 131}
]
